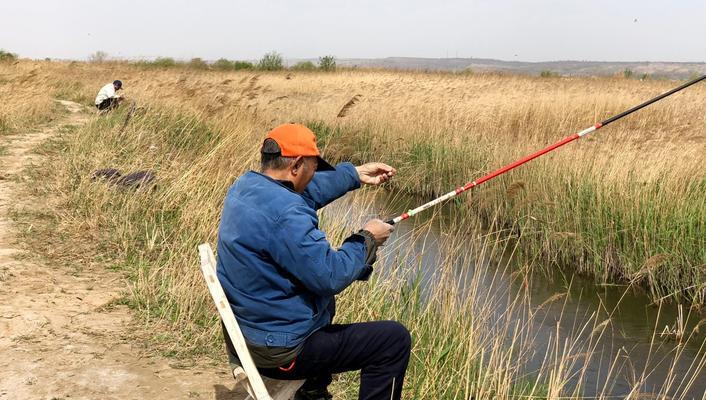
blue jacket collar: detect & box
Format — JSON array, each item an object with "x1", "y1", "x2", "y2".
[{"x1": 248, "y1": 170, "x2": 297, "y2": 192}]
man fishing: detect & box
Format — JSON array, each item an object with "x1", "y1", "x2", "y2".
[
  {"x1": 216, "y1": 123, "x2": 411, "y2": 400},
  {"x1": 94, "y1": 80, "x2": 123, "y2": 112}
]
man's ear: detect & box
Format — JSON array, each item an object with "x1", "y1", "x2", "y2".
[{"x1": 291, "y1": 156, "x2": 305, "y2": 175}]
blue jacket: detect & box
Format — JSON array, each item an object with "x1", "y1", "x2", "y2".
[{"x1": 216, "y1": 163, "x2": 370, "y2": 348}]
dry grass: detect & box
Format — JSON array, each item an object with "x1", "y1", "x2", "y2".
[
  {"x1": 3, "y1": 60, "x2": 706, "y2": 398},
  {"x1": 0, "y1": 61, "x2": 63, "y2": 135}
]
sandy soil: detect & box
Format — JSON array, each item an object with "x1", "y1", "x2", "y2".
[{"x1": 0, "y1": 101, "x2": 243, "y2": 400}]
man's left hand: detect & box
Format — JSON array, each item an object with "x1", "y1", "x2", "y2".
[{"x1": 355, "y1": 162, "x2": 396, "y2": 185}]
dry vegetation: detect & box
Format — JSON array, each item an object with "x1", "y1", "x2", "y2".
[
  {"x1": 2, "y1": 60, "x2": 705, "y2": 399},
  {"x1": 0, "y1": 62, "x2": 62, "y2": 136}
]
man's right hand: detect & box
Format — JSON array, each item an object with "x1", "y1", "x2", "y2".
[{"x1": 363, "y1": 219, "x2": 395, "y2": 246}]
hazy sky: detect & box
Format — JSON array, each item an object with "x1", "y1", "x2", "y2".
[{"x1": 1, "y1": 0, "x2": 705, "y2": 62}]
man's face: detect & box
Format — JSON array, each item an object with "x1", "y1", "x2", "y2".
[
  {"x1": 114, "y1": 84, "x2": 121, "y2": 91},
  {"x1": 292, "y1": 156, "x2": 317, "y2": 193},
  {"x1": 301, "y1": 157, "x2": 318, "y2": 188}
]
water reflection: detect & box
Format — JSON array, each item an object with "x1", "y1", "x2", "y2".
[{"x1": 322, "y1": 188, "x2": 706, "y2": 398}]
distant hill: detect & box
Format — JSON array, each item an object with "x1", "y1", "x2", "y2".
[{"x1": 309, "y1": 57, "x2": 706, "y2": 79}]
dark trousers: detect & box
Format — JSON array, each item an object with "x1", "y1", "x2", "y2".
[
  {"x1": 259, "y1": 320, "x2": 411, "y2": 400},
  {"x1": 96, "y1": 97, "x2": 117, "y2": 111}
]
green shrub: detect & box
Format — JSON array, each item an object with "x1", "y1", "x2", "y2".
[
  {"x1": 318, "y1": 55, "x2": 336, "y2": 71},
  {"x1": 134, "y1": 57, "x2": 180, "y2": 69},
  {"x1": 151, "y1": 57, "x2": 178, "y2": 68},
  {"x1": 623, "y1": 68, "x2": 634, "y2": 79},
  {"x1": 212, "y1": 58, "x2": 234, "y2": 70},
  {"x1": 0, "y1": 49, "x2": 18, "y2": 62},
  {"x1": 188, "y1": 57, "x2": 209, "y2": 70},
  {"x1": 291, "y1": 61, "x2": 316, "y2": 71},
  {"x1": 540, "y1": 70, "x2": 557, "y2": 78},
  {"x1": 257, "y1": 51, "x2": 283, "y2": 71},
  {"x1": 233, "y1": 61, "x2": 254, "y2": 70}
]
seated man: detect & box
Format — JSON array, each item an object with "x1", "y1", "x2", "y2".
[
  {"x1": 94, "y1": 80, "x2": 123, "y2": 112},
  {"x1": 217, "y1": 123, "x2": 411, "y2": 400}
]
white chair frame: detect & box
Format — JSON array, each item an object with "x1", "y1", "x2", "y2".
[{"x1": 198, "y1": 243, "x2": 305, "y2": 400}]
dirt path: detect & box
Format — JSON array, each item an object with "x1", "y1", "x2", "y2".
[{"x1": 0, "y1": 101, "x2": 239, "y2": 400}]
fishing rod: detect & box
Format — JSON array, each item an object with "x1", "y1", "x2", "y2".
[{"x1": 386, "y1": 75, "x2": 706, "y2": 225}]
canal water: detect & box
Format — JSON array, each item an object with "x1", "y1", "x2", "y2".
[{"x1": 323, "y1": 188, "x2": 706, "y2": 398}]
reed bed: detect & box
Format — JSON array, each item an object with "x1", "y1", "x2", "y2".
[
  {"x1": 0, "y1": 61, "x2": 63, "y2": 135},
  {"x1": 5, "y1": 61, "x2": 706, "y2": 398}
]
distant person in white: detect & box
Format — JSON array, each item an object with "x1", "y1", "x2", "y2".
[{"x1": 95, "y1": 80, "x2": 123, "y2": 111}]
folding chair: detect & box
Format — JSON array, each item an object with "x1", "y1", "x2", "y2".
[{"x1": 198, "y1": 243, "x2": 305, "y2": 400}]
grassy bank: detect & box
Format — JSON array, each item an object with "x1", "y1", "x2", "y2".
[
  {"x1": 5, "y1": 61, "x2": 706, "y2": 398},
  {"x1": 309, "y1": 120, "x2": 706, "y2": 303},
  {"x1": 25, "y1": 100, "x2": 706, "y2": 399},
  {"x1": 0, "y1": 62, "x2": 64, "y2": 135},
  {"x1": 17, "y1": 99, "x2": 553, "y2": 398}
]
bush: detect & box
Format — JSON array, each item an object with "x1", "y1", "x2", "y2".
[
  {"x1": 291, "y1": 61, "x2": 316, "y2": 71},
  {"x1": 540, "y1": 70, "x2": 558, "y2": 78},
  {"x1": 133, "y1": 57, "x2": 181, "y2": 69},
  {"x1": 188, "y1": 57, "x2": 209, "y2": 70},
  {"x1": 151, "y1": 57, "x2": 178, "y2": 68},
  {"x1": 233, "y1": 61, "x2": 254, "y2": 70},
  {"x1": 623, "y1": 68, "x2": 634, "y2": 79},
  {"x1": 88, "y1": 51, "x2": 108, "y2": 63},
  {"x1": 212, "y1": 58, "x2": 235, "y2": 70},
  {"x1": 257, "y1": 51, "x2": 283, "y2": 71},
  {"x1": 0, "y1": 50, "x2": 17, "y2": 62},
  {"x1": 318, "y1": 55, "x2": 336, "y2": 71},
  {"x1": 212, "y1": 59, "x2": 254, "y2": 71}
]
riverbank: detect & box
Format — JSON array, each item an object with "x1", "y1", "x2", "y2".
[
  {"x1": 0, "y1": 90, "x2": 240, "y2": 398},
  {"x1": 4, "y1": 60, "x2": 705, "y2": 398},
  {"x1": 309, "y1": 118, "x2": 705, "y2": 304}
]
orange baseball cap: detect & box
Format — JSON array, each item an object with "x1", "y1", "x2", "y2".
[{"x1": 264, "y1": 123, "x2": 334, "y2": 171}]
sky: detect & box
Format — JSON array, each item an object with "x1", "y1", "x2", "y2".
[{"x1": 1, "y1": 0, "x2": 705, "y2": 62}]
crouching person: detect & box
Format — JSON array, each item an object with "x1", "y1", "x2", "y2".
[
  {"x1": 95, "y1": 80, "x2": 123, "y2": 112},
  {"x1": 216, "y1": 124, "x2": 412, "y2": 400}
]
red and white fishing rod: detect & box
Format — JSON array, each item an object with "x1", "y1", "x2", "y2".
[{"x1": 386, "y1": 75, "x2": 706, "y2": 225}]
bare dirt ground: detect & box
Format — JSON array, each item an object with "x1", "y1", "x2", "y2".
[{"x1": 0, "y1": 101, "x2": 242, "y2": 400}]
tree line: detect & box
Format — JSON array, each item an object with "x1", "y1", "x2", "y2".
[{"x1": 88, "y1": 50, "x2": 337, "y2": 72}]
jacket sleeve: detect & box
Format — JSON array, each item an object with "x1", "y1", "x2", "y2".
[
  {"x1": 269, "y1": 204, "x2": 370, "y2": 297},
  {"x1": 302, "y1": 162, "x2": 361, "y2": 210}
]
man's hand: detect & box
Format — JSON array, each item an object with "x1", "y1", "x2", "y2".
[
  {"x1": 355, "y1": 162, "x2": 396, "y2": 185},
  {"x1": 362, "y1": 219, "x2": 395, "y2": 246}
]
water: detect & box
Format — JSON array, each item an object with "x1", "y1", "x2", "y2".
[{"x1": 323, "y1": 188, "x2": 706, "y2": 398}]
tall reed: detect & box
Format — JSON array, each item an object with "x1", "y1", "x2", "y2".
[{"x1": 8, "y1": 61, "x2": 706, "y2": 398}]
